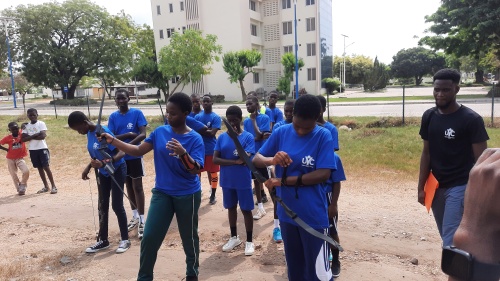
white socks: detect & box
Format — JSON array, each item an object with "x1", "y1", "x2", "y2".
[
  {"x1": 258, "y1": 203, "x2": 264, "y2": 210},
  {"x1": 274, "y1": 219, "x2": 280, "y2": 228},
  {"x1": 140, "y1": 214, "x2": 145, "y2": 224},
  {"x1": 132, "y1": 209, "x2": 139, "y2": 219}
]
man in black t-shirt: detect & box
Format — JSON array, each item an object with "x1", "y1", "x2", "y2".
[{"x1": 417, "y1": 68, "x2": 489, "y2": 246}]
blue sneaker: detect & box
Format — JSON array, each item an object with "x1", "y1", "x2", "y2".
[{"x1": 273, "y1": 227, "x2": 283, "y2": 243}]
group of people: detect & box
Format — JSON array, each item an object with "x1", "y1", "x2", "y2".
[{"x1": 2, "y1": 67, "x2": 497, "y2": 281}]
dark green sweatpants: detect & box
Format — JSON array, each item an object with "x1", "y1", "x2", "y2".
[{"x1": 137, "y1": 188, "x2": 201, "y2": 281}]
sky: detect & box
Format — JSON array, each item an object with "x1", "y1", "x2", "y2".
[{"x1": 1, "y1": 0, "x2": 443, "y2": 65}]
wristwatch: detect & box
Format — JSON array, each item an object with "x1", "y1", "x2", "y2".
[{"x1": 442, "y1": 246, "x2": 500, "y2": 281}]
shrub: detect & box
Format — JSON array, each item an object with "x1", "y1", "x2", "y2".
[
  {"x1": 211, "y1": 95, "x2": 225, "y2": 103},
  {"x1": 42, "y1": 95, "x2": 48, "y2": 98},
  {"x1": 49, "y1": 98, "x2": 98, "y2": 106}
]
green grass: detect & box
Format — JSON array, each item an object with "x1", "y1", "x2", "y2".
[
  {"x1": 328, "y1": 94, "x2": 487, "y2": 103},
  {"x1": 2, "y1": 115, "x2": 499, "y2": 179}
]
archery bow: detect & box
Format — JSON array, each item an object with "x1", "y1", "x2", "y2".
[{"x1": 222, "y1": 118, "x2": 343, "y2": 251}]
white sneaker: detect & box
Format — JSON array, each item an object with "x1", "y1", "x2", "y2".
[
  {"x1": 127, "y1": 218, "x2": 139, "y2": 232},
  {"x1": 253, "y1": 208, "x2": 267, "y2": 220},
  {"x1": 116, "y1": 240, "x2": 131, "y2": 253},
  {"x1": 244, "y1": 242, "x2": 255, "y2": 256},
  {"x1": 138, "y1": 222, "x2": 144, "y2": 239},
  {"x1": 222, "y1": 236, "x2": 242, "y2": 252}
]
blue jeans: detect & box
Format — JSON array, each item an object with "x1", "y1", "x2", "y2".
[{"x1": 431, "y1": 184, "x2": 466, "y2": 246}]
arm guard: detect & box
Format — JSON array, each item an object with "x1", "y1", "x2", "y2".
[{"x1": 180, "y1": 152, "x2": 199, "y2": 171}]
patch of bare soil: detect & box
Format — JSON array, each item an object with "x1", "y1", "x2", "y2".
[{"x1": 0, "y1": 153, "x2": 445, "y2": 280}]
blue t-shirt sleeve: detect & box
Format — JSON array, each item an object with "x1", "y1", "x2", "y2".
[
  {"x1": 331, "y1": 125, "x2": 339, "y2": 150},
  {"x1": 212, "y1": 114, "x2": 221, "y2": 129},
  {"x1": 189, "y1": 134, "x2": 205, "y2": 168},
  {"x1": 187, "y1": 117, "x2": 206, "y2": 132},
  {"x1": 258, "y1": 115, "x2": 271, "y2": 132},
  {"x1": 107, "y1": 113, "x2": 116, "y2": 134},
  {"x1": 144, "y1": 127, "x2": 156, "y2": 145},
  {"x1": 316, "y1": 130, "x2": 335, "y2": 170},
  {"x1": 243, "y1": 133, "x2": 255, "y2": 154},
  {"x1": 137, "y1": 110, "x2": 148, "y2": 127},
  {"x1": 275, "y1": 108, "x2": 284, "y2": 123},
  {"x1": 214, "y1": 135, "x2": 222, "y2": 152},
  {"x1": 258, "y1": 128, "x2": 279, "y2": 157},
  {"x1": 331, "y1": 154, "x2": 346, "y2": 182}
]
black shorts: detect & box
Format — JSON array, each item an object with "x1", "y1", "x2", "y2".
[
  {"x1": 125, "y1": 158, "x2": 145, "y2": 179},
  {"x1": 29, "y1": 149, "x2": 50, "y2": 168},
  {"x1": 251, "y1": 167, "x2": 270, "y2": 180}
]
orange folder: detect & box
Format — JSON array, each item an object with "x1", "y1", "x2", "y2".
[{"x1": 424, "y1": 172, "x2": 439, "y2": 213}]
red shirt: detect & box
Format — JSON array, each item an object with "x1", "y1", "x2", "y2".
[{"x1": 0, "y1": 131, "x2": 28, "y2": 159}]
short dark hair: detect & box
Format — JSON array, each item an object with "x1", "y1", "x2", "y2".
[
  {"x1": 190, "y1": 93, "x2": 200, "y2": 98},
  {"x1": 68, "y1": 111, "x2": 89, "y2": 127},
  {"x1": 294, "y1": 94, "x2": 321, "y2": 120},
  {"x1": 168, "y1": 92, "x2": 192, "y2": 113},
  {"x1": 433, "y1": 68, "x2": 461, "y2": 84},
  {"x1": 27, "y1": 108, "x2": 38, "y2": 114},
  {"x1": 269, "y1": 91, "x2": 279, "y2": 98},
  {"x1": 284, "y1": 99, "x2": 296, "y2": 107},
  {"x1": 115, "y1": 88, "x2": 130, "y2": 97},
  {"x1": 226, "y1": 105, "x2": 242, "y2": 119},
  {"x1": 202, "y1": 94, "x2": 212, "y2": 100},
  {"x1": 8, "y1": 122, "x2": 18, "y2": 129},
  {"x1": 247, "y1": 91, "x2": 256, "y2": 97},
  {"x1": 316, "y1": 95, "x2": 326, "y2": 109},
  {"x1": 246, "y1": 95, "x2": 259, "y2": 105}
]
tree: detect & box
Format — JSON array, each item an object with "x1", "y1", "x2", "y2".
[
  {"x1": 276, "y1": 76, "x2": 290, "y2": 96},
  {"x1": 158, "y1": 29, "x2": 222, "y2": 96},
  {"x1": 363, "y1": 57, "x2": 389, "y2": 92},
  {"x1": 131, "y1": 24, "x2": 169, "y2": 101},
  {"x1": 281, "y1": 53, "x2": 304, "y2": 97},
  {"x1": 2, "y1": 0, "x2": 134, "y2": 99},
  {"x1": 222, "y1": 49, "x2": 261, "y2": 101},
  {"x1": 391, "y1": 47, "x2": 446, "y2": 86},
  {"x1": 322, "y1": 78, "x2": 340, "y2": 95},
  {"x1": 419, "y1": 0, "x2": 500, "y2": 83},
  {"x1": 0, "y1": 74, "x2": 33, "y2": 94},
  {"x1": 333, "y1": 55, "x2": 373, "y2": 85}
]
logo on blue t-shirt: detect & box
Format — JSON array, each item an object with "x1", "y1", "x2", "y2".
[
  {"x1": 444, "y1": 128, "x2": 455, "y2": 139},
  {"x1": 233, "y1": 149, "x2": 238, "y2": 157},
  {"x1": 207, "y1": 121, "x2": 212, "y2": 128},
  {"x1": 93, "y1": 142, "x2": 99, "y2": 150},
  {"x1": 127, "y1": 123, "x2": 134, "y2": 129},
  {"x1": 302, "y1": 155, "x2": 315, "y2": 168}
]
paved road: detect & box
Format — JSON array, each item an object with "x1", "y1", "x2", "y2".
[{"x1": 1, "y1": 87, "x2": 498, "y2": 118}]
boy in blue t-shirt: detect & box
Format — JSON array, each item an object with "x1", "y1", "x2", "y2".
[
  {"x1": 213, "y1": 106, "x2": 256, "y2": 256},
  {"x1": 195, "y1": 94, "x2": 222, "y2": 205},
  {"x1": 189, "y1": 94, "x2": 203, "y2": 117},
  {"x1": 253, "y1": 94, "x2": 337, "y2": 281},
  {"x1": 108, "y1": 89, "x2": 148, "y2": 239},
  {"x1": 100, "y1": 92, "x2": 204, "y2": 281},
  {"x1": 317, "y1": 95, "x2": 339, "y2": 151},
  {"x1": 68, "y1": 111, "x2": 130, "y2": 254},
  {"x1": 244, "y1": 95, "x2": 271, "y2": 220},
  {"x1": 272, "y1": 99, "x2": 294, "y2": 130},
  {"x1": 266, "y1": 91, "x2": 284, "y2": 131}
]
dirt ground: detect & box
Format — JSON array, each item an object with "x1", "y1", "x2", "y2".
[{"x1": 0, "y1": 148, "x2": 447, "y2": 280}]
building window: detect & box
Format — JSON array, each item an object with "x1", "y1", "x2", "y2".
[
  {"x1": 253, "y1": 72, "x2": 260, "y2": 84},
  {"x1": 306, "y1": 17, "x2": 315, "y2": 31},
  {"x1": 307, "y1": 43, "x2": 316, "y2": 56},
  {"x1": 307, "y1": 68, "x2": 316, "y2": 81},
  {"x1": 156, "y1": 5, "x2": 161, "y2": 15},
  {"x1": 282, "y1": 0, "x2": 291, "y2": 9},
  {"x1": 251, "y1": 24, "x2": 258, "y2": 36},
  {"x1": 169, "y1": 3, "x2": 173, "y2": 13},
  {"x1": 282, "y1": 21, "x2": 292, "y2": 35},
  {"x1": 306, "y1": 0, "x2": 315, "y2": 5},
  {"x1": 171, "y1": 76, "x2": 180, "y2": 83},
  {"x1": 180, "y1": 1, "x2": 184, "y2": 11},
  {"x1": 167, "y1": 28, "x2": 175, "y2": 38},
  {"x1": 159, "y1": 29, "x2": 164, "y2": 39},
  {"x1": 284, "y1": 45, "x2": 293, "y2": 53},
  {"x1": 249, "y1": 0, "x2": 256, "y2": 11}
]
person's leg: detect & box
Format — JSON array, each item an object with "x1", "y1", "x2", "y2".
[
  {"x1": 7, "y1": 159, "x2": 20, "y2": 191},
  {"x1": 173, "y1": 190, "x2": 201, "y2": 278},
  {"x1": 299, "y1": 226, "x2": 333, "y2": 281},
  {"x1": 110, "y1": 164, "x2": 129, "y2": 241},
  {"x1": 37, "y1": 167, "x2": 49, "y2": 189},
  {"x1": 125, "y1": 176, "x2": 137, "y2": 214},
  {"x1": 441, "y1": 185, "x2": 466, "y2": 246},
  {"x1": 221, "y1": 188, "x2": 242, "y2": 252},
  {"x1": 132, "y1": 177, "x2": 145, "y2": 218},
  {"x1": 281, "y1": 222, "x2": 307, "y2": 281},
  {"x1": 97, "y1": 172, "x2": 112, "y2": 242},
  {"x1": 17, "y1": 159, "x2": 30, "y2": 187},
  {"x1": 237, "y1": 188, "x2": 254, "y2": 243},
  {"x1": 431, "y1": 187, "x2": 446, "y2": 241},
  {"x1": 41, "y1": 149, "x2": 56, "y2": 189},
  {"x1": 138, "y1": 189, "x2": 175, "y2": 281}
]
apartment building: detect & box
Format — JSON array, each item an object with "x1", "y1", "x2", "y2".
[{"x1": 151, "y1": 0, "x2": 333, "y2": 101}]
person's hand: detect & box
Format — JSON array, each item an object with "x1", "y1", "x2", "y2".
[
  {"x1": 264, "y1": 178, "x2": 281, "y2": 191},
  {"x1": 128, "y1": 132, "x2": 138, "y2": 139},
  {"x1": 234, "y1": 158, "x2": 244, "y2": 165},
  {"x1": 417, "y1": 189, "x2": 425, "y2": 205},
  {"x1": 82, "y1": 166, "x2": 91, "y2": 180},
  {"x1": 263, "y1": 132, "x2": 271, "y2": 140},
  {"x1": 328, "y1": 203, "x2": 338, "y2": 219},
  {"x1": 166, "y1": 138, "x2": 186, "y2": 156},
  {"x1": 272, "y1": 151, "x2": 293, "y2": 167},
  {"x1": 90, "y1": 158, "x2": 105, "y2": 169},
  {"x1": 451, "y1": 148, "x2": 500, "y2": 270},
  {"x1": 97, "y1": 132, "x2": 114, "y2": 144}
]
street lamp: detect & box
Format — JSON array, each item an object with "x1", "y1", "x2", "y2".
[
  {"x1": 294, "y1": 0, "x2": 299, "y2": 99},
  {"x1": 1, "y1": 17, "x2": 17, "y2": 108},
  {"x1": 340, "y1": 34, "x2": 354, "y2": 90}
]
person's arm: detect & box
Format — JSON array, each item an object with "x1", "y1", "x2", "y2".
[
  {"x1": 119, "y1": 126, "x2": 147, "y2": 145},
  {"x1": 99, "y1": 132, "x2": 153, "y2": 157},
  {"x1": 82, "y1": 163, "x2": 92, "y2": 180},
  {"x1": 0, "y1": 145, "x2": 8, "y2": 152},
  {"x1": 250, "y1": 113, "x2": 264, "y2": 140},
  {"x1": 472, "y1": 141, "x2": 487, "y2": 162},
  {"x1": 448, "y1": 148, "x2": 500, "y2": 281},
  {"x1": 213, "y1": 150, "x2": 244, "y2": 166},
  {"x1": 328, "y1": 182, "x2": 341, "y2": 219},
  {"x1": 30, "y1": 130, "x2": 46, "y2": 140},
  {"x1": 417, "y1": 140, "x2": 431, "y2": 205},
  {"x1": 166, "y1": 138, "x2": 201, "y2": 174}
]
